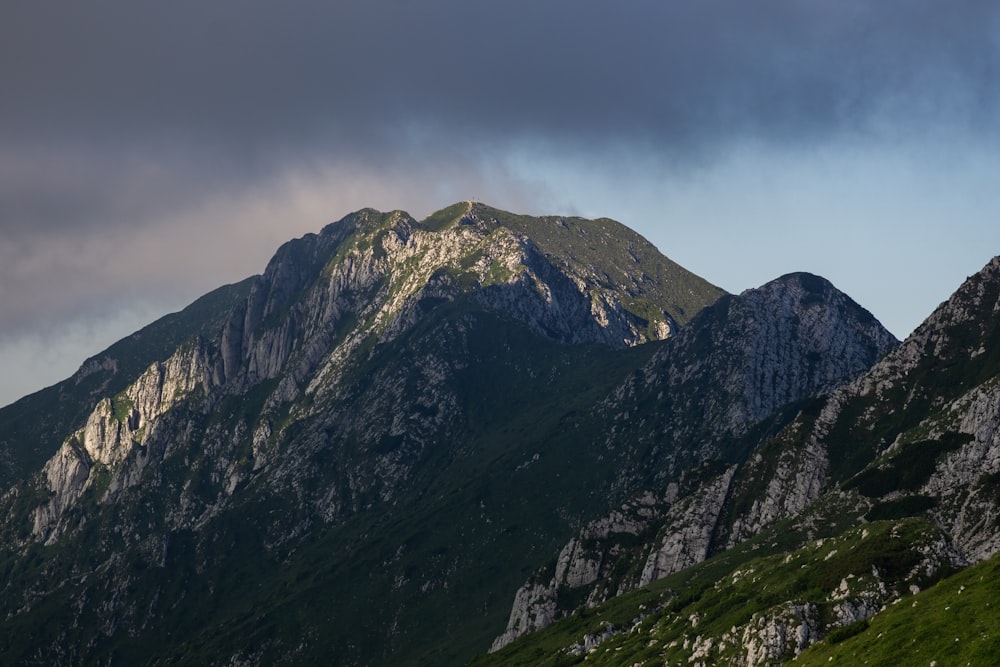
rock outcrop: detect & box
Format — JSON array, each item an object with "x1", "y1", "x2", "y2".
[
  {"x1": 596, "y1": 272, "x2": 897, "y2": 489},
  {"x1": 639, "y1": 468, "x2": 738, "y2": 586},
  {"x1": 789, "y1": 255, "x2": 1000, "y2": 562},
  {"x1": 31, "y1": 343, "x2": 211, "y2": 542},
  {"x1": 4, "y1": 203, "x2": 995, "y2": 667}
]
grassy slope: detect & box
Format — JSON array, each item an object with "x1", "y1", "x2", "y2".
[
  {"x1": 469, "y1": 202, "x2": 726, "y2": 326},
  {"x1": 474, "y1": 507, "x2": 970, "y2": 667},
  {"x1": 797, "y1": 551, "x2": 1000, "y2": 666}
]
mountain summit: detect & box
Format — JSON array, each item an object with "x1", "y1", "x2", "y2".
[{"x1": 0, "y1": 204, "x2": 920, "y2": 665}]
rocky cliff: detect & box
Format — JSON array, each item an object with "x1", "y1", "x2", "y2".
[
  {"x1": 812, "y1": 255, "x2": 1000, "y2": 559},
  {"x1": 31, "y1": 343, "x2": 212, "y2": 543},
  {"x1": 0, "y1": 279, "x2": 253, "y2": 492}
]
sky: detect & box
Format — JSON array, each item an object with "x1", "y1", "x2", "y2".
[{"x1": 2, "y1": 1, "x2": 999, "y2": 407}]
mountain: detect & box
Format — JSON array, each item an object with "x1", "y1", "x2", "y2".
[
  {"x1": 0, "y1": 200, "x2": 944, "y2": 666},
  {"x1": 481, "y1": 256, "x2": 1000, "y2": 666},
  {"x1": 0, "y1": 201, "x2": 733, "y2": 665}
]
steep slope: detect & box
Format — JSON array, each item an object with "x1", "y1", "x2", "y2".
[
  {"x1": 597, "y1": 271, "x2": 897, "y2": 481},
  {"x1": 448, "y1": 203, "x2": 724, "y2": 330},
  {"x1": 482, "y1": 255, "x2": 1000, "y2": 666},
  {"x1": 0, "y1": 203, "x2": 728, "y2": 666},
  {"x1": 795, "y1": 548, "x2": 1000, "y2": 665}
]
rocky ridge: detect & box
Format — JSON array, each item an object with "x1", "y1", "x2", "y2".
[
  {"x1": 0, "y1": 279, "x2": 254, "y2": 492},
  {"x1": 8, "y1": 203, "x2": 723, "y2": 550},
  {"x1": 31, "y1": 343, "x2": 212, "y2": 543},
  {"x1": 748, "y1": 255, "x2": 1000, "y2": 560}
]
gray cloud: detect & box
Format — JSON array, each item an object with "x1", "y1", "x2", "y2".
[
  {"x1": 4, "y1": 0, "x2": 996, "y2": 239},
  {"x1": 3, "y1": 1, "x2": 997, "y2": 160}
]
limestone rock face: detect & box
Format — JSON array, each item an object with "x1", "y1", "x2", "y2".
[
  {"x1": 788, "y1": 256, "x2": 1000, "y2": 564},
  {"x1": 490, "y1": 489, "x2": 677, "y2": 652},
  {"x1": 708, "y1": 256, "x2": 1000, "y2": 566},
  {"x1": 488, "y1": 582, "x2": 558, "y2": 653},
  {"x1": 739, "y1": 603, "x2": 819, "y2": 666},
  {"x1": 598, "y1": 272, "x2": 898, "y2": 489},
  {"x1": 725, "y1": 430, "x2": 830, "y2": 548},
  {"x1": 914, "y1": 378, "x2": 1000, "y2": 561},
  {"x1": 5, "y1": 203, "x2": 996, "y2": 667},
  {"x1": 639, "y1": 468, "x2": 737, "y2": 586},
  {"x1": 31, "y1": 343, "x2": 211, "y2": 542}
]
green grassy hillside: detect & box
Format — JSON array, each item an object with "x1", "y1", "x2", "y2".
[
  {"x1": 477, "y1": 515, "x2": 968, "y2": 667},
  {"x1": 797, "y1": 551, "x2": 1000, "y2": 666}
]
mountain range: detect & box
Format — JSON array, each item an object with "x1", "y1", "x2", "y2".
[{"x1": 0, "y1": 202, "x2": 996, "y2": 666}]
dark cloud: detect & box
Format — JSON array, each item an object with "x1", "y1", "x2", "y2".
[
  {"x1": 3, "y1": 1, "x2": 997, "y2": 162},
  {"x1": 4, "y1": 0, "x2": 996, "y2": 243}
]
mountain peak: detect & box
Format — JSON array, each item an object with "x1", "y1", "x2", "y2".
[{"x1": 771, "y1": 271, "x2": 834, "y2": 292}]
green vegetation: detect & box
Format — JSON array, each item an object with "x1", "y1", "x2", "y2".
[
  {"x1": 826, "y1": 618, "x2": 869, "y2": 644},
  {"x1": 478, "y1": 519, "x2": 957, "y2": 667},
  {"x1": 865, "y1": 494, "x2": 937, "y2": 521},
  {"x1": 845, "y1": 431, "x2": 973, "y2": 498},
  {"x1": 420, "y1": 201, "x2": 470, "y2": 231},
  {"x1": 797, "y1": 550, "x2": 1000, "y2": 666},
  {"x1": 465, "y1": 202, "x2": 726, "y2": 326},
  {"x1": 111, "y1": 392, "x2": 134, "y2": 422}
]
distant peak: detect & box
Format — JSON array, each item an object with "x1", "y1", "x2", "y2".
[
  {"x1": 774, "y1": 272, "x2": 835, "y2": 294},
  {"x1": 418, "y1": 201, "x2": 476, "y2": 231},
  {"x1": 980, "y1": 254, "x2": 1000, "y2": 277},
  {"x1": 746, "y1": 272, "x2": 836, "y2": 300}
]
